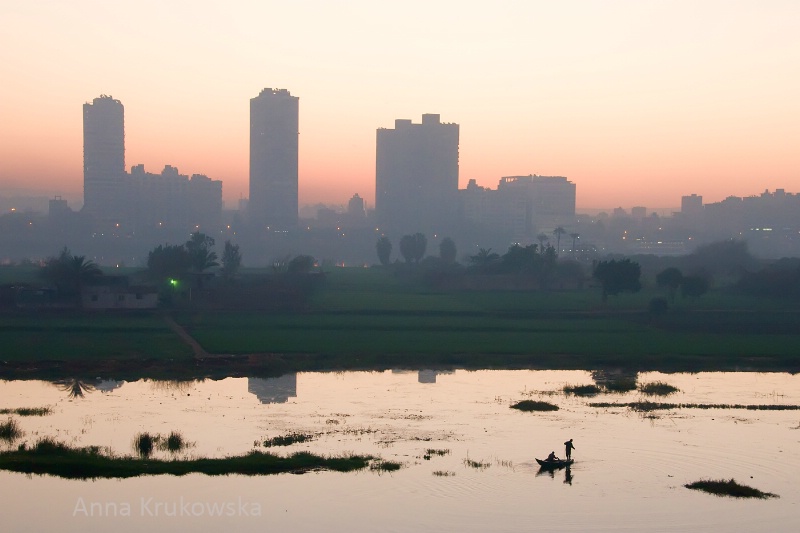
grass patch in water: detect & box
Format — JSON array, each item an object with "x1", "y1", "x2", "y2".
[
  {"x1": 0, "y1": 418, "x2": 23, "y2": 442},
  {"x1": 432, "y1": 470, "x2": 455, "y2": 477},
  {"x1": 464, "y1": 457, "x2": 491, "y2": 469},
  {"x1": 638, "y1": 381, "x2": 679, "y2": 396},
  {"x1": 0, "y1": 407, "x2": 52, "y2": 417},
  {"x1": 563, "y1": 384, "x2": 602, "y2": 397},
  {"x1": 423, "y1": 448, "x2": 450, "y2": 460},
  {"x1": 263, "y1": 433, "x2": 314, "y2": 447},
  {"x1": 369, "y1": 460, "x2": 402, "y2": 472},
  {"x1": 162, "y1": 431, "x2": 188, "y2": 453},
  {"x1": 685, "y1": 479, "x2": 778, "y2": 499},
  {"x1": 510, "y1": 400, "x2": 559, "y2": 412},
  {"x1": 0, "y1": 438, "x2": 375, "y2": 479},
  {"x1": 590, "y1": 402, "x2": 800, "y2": 411},
  {"x1": 133, "y1": 432, "x2": 158, "y2": 458}
]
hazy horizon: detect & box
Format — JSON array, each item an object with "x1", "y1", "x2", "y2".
[{"x1": 2, "y1": 0, "x2": 798, "y2": 210}]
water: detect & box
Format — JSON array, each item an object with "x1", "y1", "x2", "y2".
[{"x1": 1, "y1": 370, "x2": 798, "y2": 532}]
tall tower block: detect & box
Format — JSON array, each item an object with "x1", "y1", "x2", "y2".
[
  {"x1": 83, "y1": 95, "x2": 124, "y2": 221},
  {"x1": 249, "y1": 88, "x2": 299, "y2": 230}
]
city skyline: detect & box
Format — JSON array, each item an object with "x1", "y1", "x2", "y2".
[{"x1": 1, "y1": 1, "x2": 799, "y2": 210}]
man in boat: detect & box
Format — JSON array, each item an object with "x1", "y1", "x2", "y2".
[
  {"x1": 546, "y1": 451, "x2": 559, "y2": 462},
  {"x1": 564, "y1": 439, "x2": 575, "y2": 460}
]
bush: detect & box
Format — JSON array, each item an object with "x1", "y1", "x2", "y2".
[{"x1": 648, "y1": 297, "x2": 669, "y2": 316}]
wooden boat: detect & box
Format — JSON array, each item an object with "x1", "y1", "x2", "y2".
[{"x1": 536, "y1": 458, "x2": 573, "y2": 468}]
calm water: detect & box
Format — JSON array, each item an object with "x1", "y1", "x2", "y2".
[{"x1": 1, "y1": 370, "x2": 798, "y2": 532}]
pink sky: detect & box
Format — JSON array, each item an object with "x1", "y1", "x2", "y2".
[{"x1": 1, "y1": 0, "x2": 799, "y2": 210}]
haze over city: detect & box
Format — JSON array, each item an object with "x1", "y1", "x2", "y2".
[{"x1": 2, "y1": 0, "x2": 799, "y2": 210}]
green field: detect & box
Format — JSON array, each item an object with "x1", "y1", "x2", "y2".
[
  {"x1": 2, "y1": 267, "x2": 799, "y2": 374},
  {"x1": 0, "y1": 313, "x2": 192, "y2": 361}
]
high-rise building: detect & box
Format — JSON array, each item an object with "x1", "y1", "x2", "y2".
[
  {"x1": 375, "y1": 114, "x2": 459, "y2": 235},
  {"x1": 249, "y1": 88, "x2": 299, "y2": 230},
  {"x1": 83, "y1": 95, "x2": 125, "y2": 222}
]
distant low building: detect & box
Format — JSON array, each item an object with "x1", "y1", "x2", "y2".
[{"x1": 81, "y1": 277, "x2": 158, "y2": 309}]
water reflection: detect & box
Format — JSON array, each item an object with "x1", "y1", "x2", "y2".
[
  {"x1": 591, "y1": 369, "x2": 639, "y2": 392},
  {"x1": 148, "y1": 379, "x2": 198, "y2": 392},
  {"x1": 95, "y1": 379, "x2": 124, "y2": 393},
  {"x1": 51, "y1": 378, "x2": 96, "y2": 398},
  {"x1": 536, "y1": 464, "x2": 573, "y2": 485},
  {"x1": 418, "y1": 369, "x2": 455, "y2": 384},
  {"x1": 248, "y1": 374, "x2": 297, "y2": 403}
]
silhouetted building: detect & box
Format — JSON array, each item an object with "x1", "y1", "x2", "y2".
[
  {"x1": 348, "y1": 193, "x2": 366, "y2": 219},
  {"x1": 83, "y1": 95, "x2": 125, "y2": 222},
  {"x1": 460, "y1": 175, "x2": 576, "y2": 239},
  {"x1": 376, "y1": 114, "x2": 459, "y2": 235},
  {"x1": 681, "y1": 193, "x2": 704, "y2": 225},
  {"x1": 48, "y1": 196, "x2": 71, "y2": 219},
  {"x1": 498, "y1": 175, "x2": 576, "y2": 230},
  {"x1": 127, "y1": 164, "x2": 222, "y2": 231},
  {"x1": 80, "y1": 95, "x2": 222, "y2": 233},
  {"x1": 249, "y1": 88, "x2": 299, "y2": 230}
]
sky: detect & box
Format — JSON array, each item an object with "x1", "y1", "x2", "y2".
[{"x1": 1, "y1": 0, "x2": 799, "y2": 211}]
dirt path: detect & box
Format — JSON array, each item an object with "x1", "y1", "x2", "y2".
[{"x1": 162, "y1": 315, "x2": 209, "y2": 359}]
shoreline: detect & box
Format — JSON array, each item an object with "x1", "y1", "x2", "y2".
[{"x1": 2, "y1": 351, "x2": 797, "y2": 381}]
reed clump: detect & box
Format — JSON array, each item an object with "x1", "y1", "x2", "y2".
[
  {"x1": 563, "y1": 384, "x2": 602, "y2": 397},
  {"x1": 424, "y1": 448, "x2": 450, "y2": 460},
  {"x1": 369, "y1": 460, "x2": 402, "y2": 472},
  {"x1": 163, "y1": 431, "x2": 188, "y2": 453},
  {"x1": 685, "y1": 479, "x2": 778, "y2": 499},
  {"x1": 510, "y1": 400, "x2": 559, "y2": 412},
  {"x1": 263, "y1": 433, "x2": 314, "y2": 447},
  {"x1": 0, "y1": 407, "x2": 52, "y2": 417},
  {"x1": 432, "y1": 470, "x2": 455, "y2": 477},
  {"x1": 0, "y1": 418, "x2": 23, "y2": 442},
  {"x1": 133, "y1": 432, "x2": 158, "y2": 458},
  {"x1": 639, "y1": 381, "x2": 680, "y2": 396},
  {"x1": 464, "y1": 457, "x2": 491, "y2": 469}
]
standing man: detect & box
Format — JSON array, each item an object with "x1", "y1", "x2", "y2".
[{"x1": 564, "y1": 438, "x2": 575, "y2": 460}]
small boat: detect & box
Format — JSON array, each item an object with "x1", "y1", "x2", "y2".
[{"x1": 536, "y1": 458, "x2": 573, "y2": 468}]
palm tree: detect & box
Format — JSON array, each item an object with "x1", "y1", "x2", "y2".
[
  {"x1": 553, "y1": 227, "x2": 566, "y2": 255},
  {"x1": 536, "y1": 233, "x2": 549, "y2": 253},
  {"x1": 569, "y1": 232, "x2": 580, "y2": 257},
  {"x1": 41, "y1": 248, "x2": 102, "y2": 306},
  {"x1": 468, "y1": 248, "x2": 500, "y2": 273}
]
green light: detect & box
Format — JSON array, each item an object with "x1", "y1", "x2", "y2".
[{"x1": 169, "y1": 279, "x2": 179, "y2": 287}]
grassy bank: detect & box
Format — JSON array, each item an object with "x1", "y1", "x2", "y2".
[{"x1": 0, "y1": 439, "x2": 376, "y2": 479}]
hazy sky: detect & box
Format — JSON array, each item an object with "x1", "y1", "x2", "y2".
[{"x1": 1, "y1": 0, "x2": 799, "y2": 210}]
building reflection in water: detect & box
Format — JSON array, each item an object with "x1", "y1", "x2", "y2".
[
  {"x1": 391, "y1": 369, "x2": 455, "y2": 383},
  {"x1": 95, "y1": 379, "x2": 124, "y2": 393},
  {"x1": 247, "y1": 374, "x2": 297, "y2": 404},
  {"x1": 418, "y1": 369, "x2": 455, "y2": 384}
]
